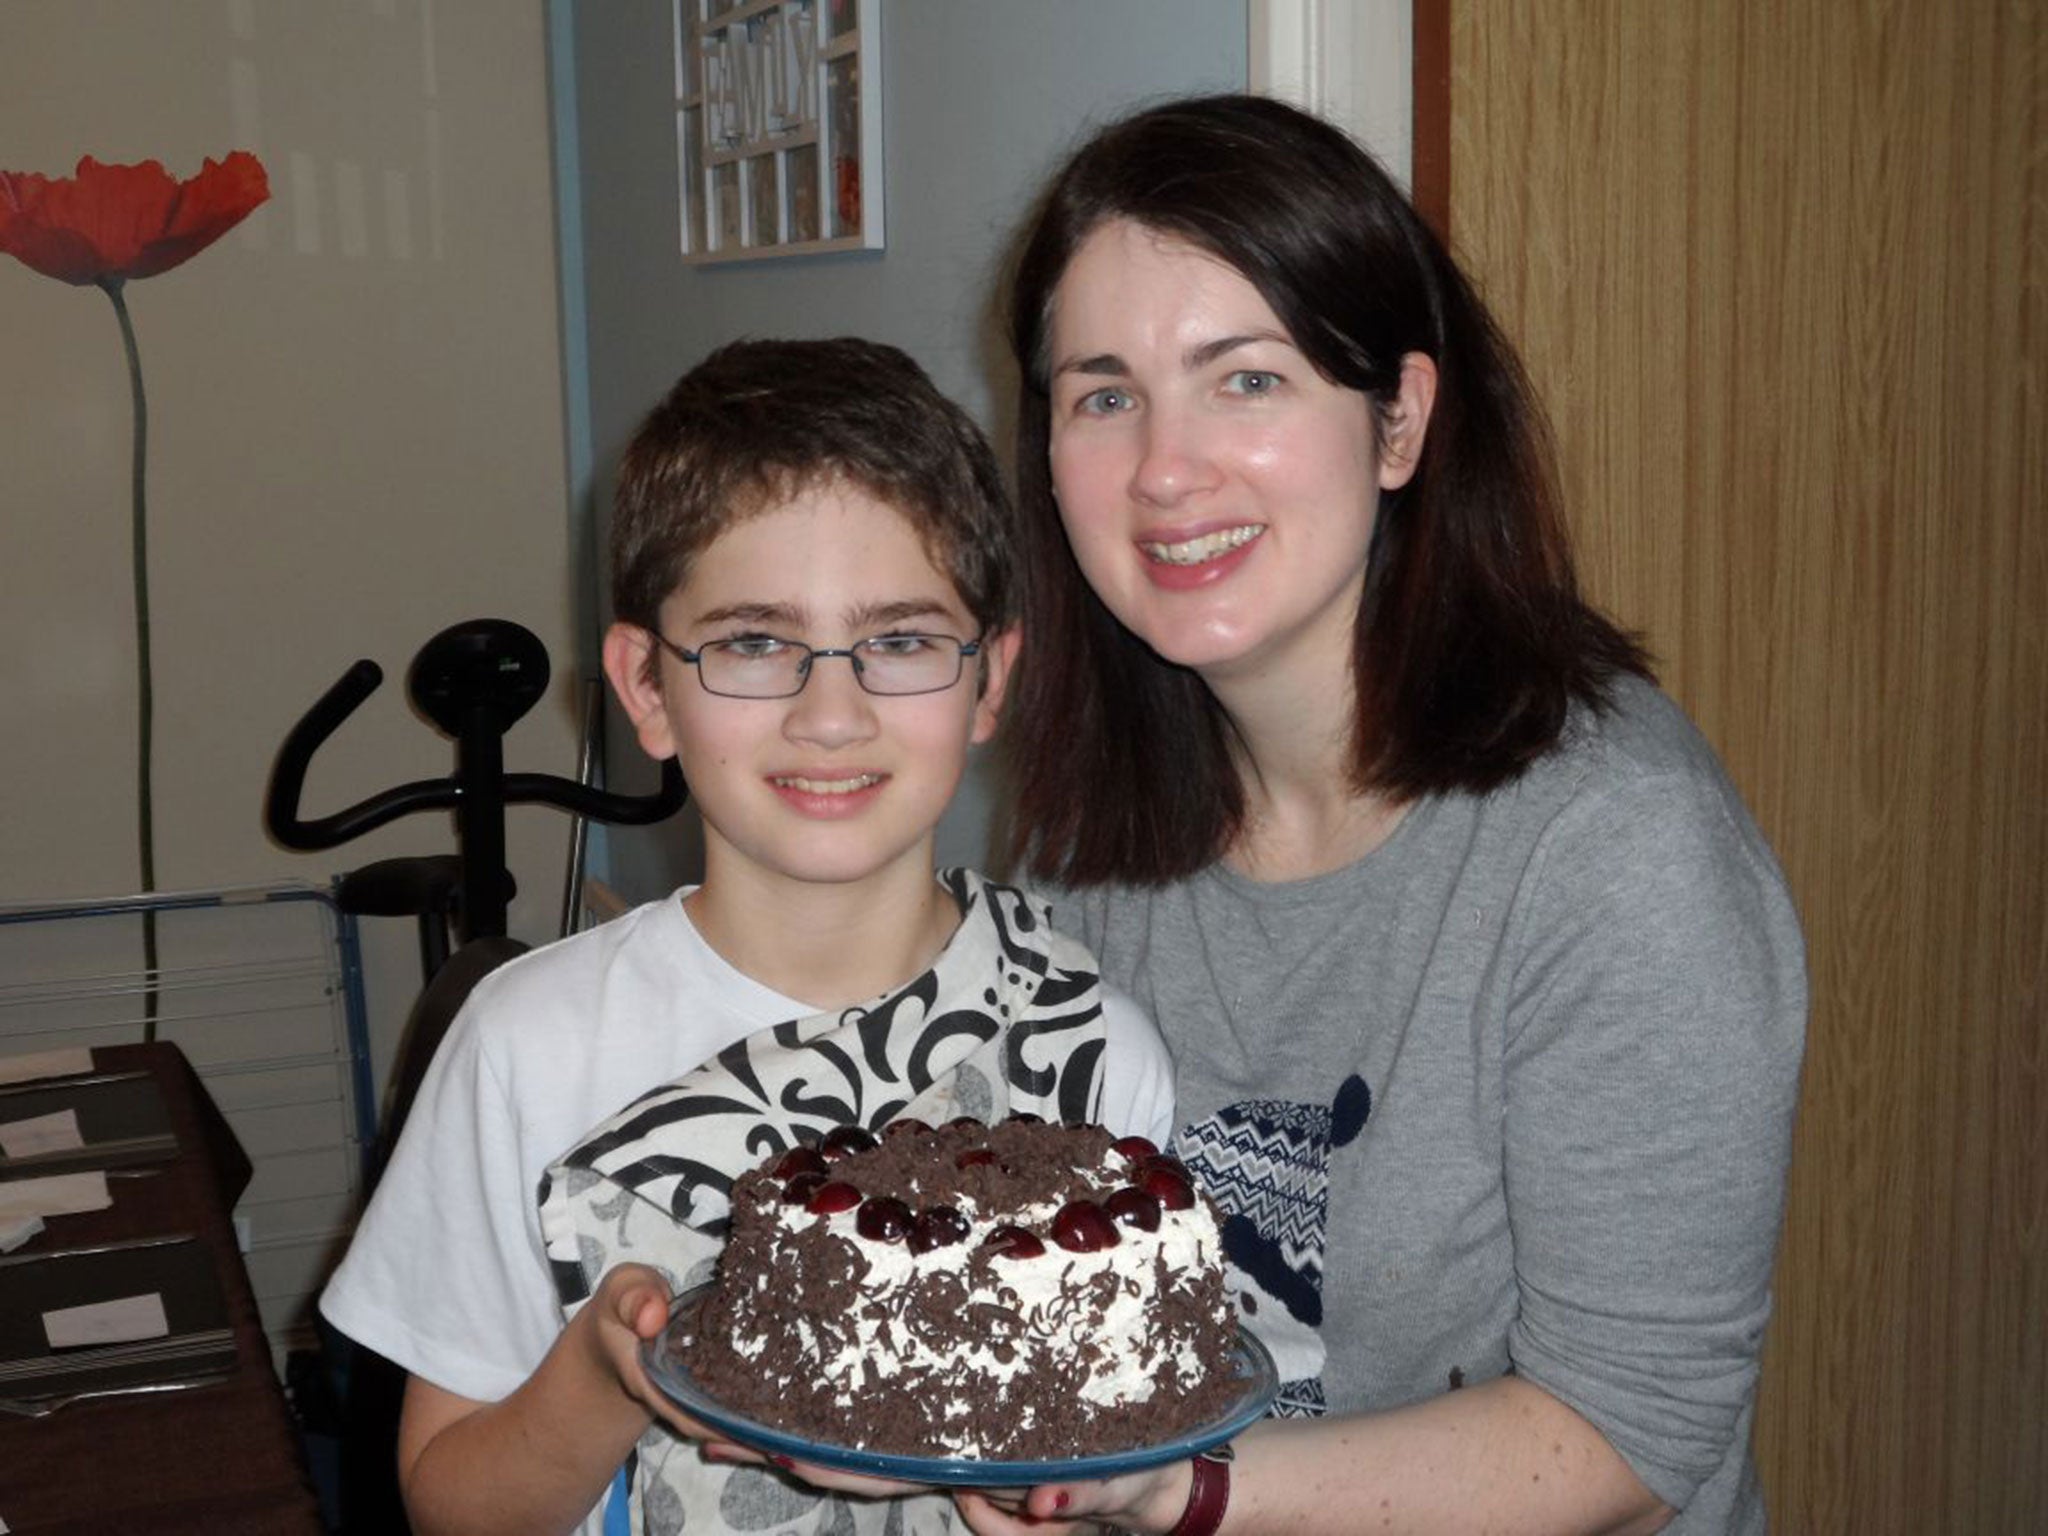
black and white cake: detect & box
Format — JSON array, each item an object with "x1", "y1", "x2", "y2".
[{"x1": 678, "y1": 1116, "x2": 1241, "y2": 1460}]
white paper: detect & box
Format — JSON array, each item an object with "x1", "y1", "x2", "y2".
[
  {"x1": 0, "y1": 1047, "x2": 95, "y2": 1086},
  {"x1": 42, "y1": 1291, "x2": 171, "y2": 1350},
  {"x1": 0, "y1": 1171, "x2": 112, "y2": 1220},
  {"x1": 0, "y1": 1108, "x2": 85, "y2": 1160},
  {"x1": 0, "y1": 1213, "x2": 44, "y2": 1253}
]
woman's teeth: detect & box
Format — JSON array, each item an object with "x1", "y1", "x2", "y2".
[
  {"x1": 1140, "y1": 525, "x2": 1264, "y2": 566},
  {"x1": 775, "y1": 774, "x2": 882, "y2": 795}
]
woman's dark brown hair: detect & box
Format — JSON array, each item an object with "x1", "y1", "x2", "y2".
[{"x1": 1002, "y1": 94, "x2": 1648, "y2": 886}]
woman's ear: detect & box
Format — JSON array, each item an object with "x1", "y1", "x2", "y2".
[
  {"x1": 969, "y1": 627, "x2": 1024, "y2": 746},
  {"x1": 601, "y1": 622, "x2": 679, "y2": 761},
  {"x1": 1377, "y1": 352, "x2": 1439, "y2": 492}
]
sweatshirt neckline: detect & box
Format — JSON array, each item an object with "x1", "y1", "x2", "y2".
[{"x1": 1200, "y1": 791, "x2": 1438, "y2": 906}]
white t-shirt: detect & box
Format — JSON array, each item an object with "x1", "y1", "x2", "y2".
[{"x1": 320, "y1": 888, "x2": 1173, "y2": 1533}]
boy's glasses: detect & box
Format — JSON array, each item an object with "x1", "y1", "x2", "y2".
[{"x1": 653, "y1": 632, "x2": 982, "y2": 699}]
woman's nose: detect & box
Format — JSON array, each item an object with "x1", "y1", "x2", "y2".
[
  {"x1": 1128, "y1": 402, "x2": 1216, "y2": 507},
  {"x1": 781, "y1": 653, "x2": 879, "y2": 747}
]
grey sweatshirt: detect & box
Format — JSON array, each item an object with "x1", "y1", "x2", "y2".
[{"x1": 1055, "y1": 676, "x2": 1807, "y2": 1532}]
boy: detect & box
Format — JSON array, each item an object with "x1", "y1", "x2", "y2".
[{"x1": 319, "y1": 338, "x2": 1174, "y2": 1536}]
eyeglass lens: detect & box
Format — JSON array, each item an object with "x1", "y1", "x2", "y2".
[{"x1": 700, "y1": 635, "x2": 970, "y2": 697}]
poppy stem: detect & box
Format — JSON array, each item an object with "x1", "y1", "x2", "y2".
[{"x1": 104, "y1": 278, "x2": 159, "y2": 1040}]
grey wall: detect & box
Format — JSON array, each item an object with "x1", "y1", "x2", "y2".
[{"x1": 567, "y1": 1, "x2": 1246, "y2": 902}]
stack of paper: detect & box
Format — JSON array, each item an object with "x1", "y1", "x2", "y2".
[
  {"x1": 0, "y1": 1071, "x2": 178, "y2": 1178},
  {"x1": 0, "y1": 1046, "x2": 96, "y2": 1088},
  {"x1": 0, "y1": 1234, "x2": 237, "y2": 1411}
]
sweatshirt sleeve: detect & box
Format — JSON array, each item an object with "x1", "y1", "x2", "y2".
[{"x1": 1499, "y1": 759, "x2": 1806, "y2": 1509}]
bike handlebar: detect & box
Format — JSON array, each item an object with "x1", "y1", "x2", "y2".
[{"x1": 265, "y1": 655, "x2": 686, "y2": 853}]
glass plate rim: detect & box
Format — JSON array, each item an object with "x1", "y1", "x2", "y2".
[{"x1": 641, "y1": 1281, "x2": 1278, "y2": 1486}]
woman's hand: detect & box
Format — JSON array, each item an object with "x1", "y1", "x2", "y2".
[
  {"x1": 661, "y1": 1432, "x2": 1187, "y2": 1533},
  {"x1": 950, "y1": 1463, "x2": 1190, "y2": 1535}
]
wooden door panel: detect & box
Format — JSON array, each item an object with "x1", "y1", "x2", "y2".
[{"x1": 1442, "y1": 3, "x2": 2045, "y2": 1529}]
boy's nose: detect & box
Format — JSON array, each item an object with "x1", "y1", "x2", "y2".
[{"x1": 781, "y1": 654, "x2": 879, "y2": 746}]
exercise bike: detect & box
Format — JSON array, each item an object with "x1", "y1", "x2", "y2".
[{"x1": 265, "y1": 616, "x2": 685, "y2": 1533}]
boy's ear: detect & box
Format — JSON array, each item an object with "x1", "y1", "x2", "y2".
[
  {"x1": 601, "y1": 621, "x2": 679, "y2": 761},
  {"x1": 969, "y1": 627, "x2": 1024, "y2": 746}
]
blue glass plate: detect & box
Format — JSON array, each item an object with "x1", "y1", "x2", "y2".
[{"x1": 642, "y1": 1282, "x2": 1277, "y2": 1486}]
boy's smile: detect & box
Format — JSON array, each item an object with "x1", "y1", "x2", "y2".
[{"x1": 605, "y1": 478, "x2": 1018, "y2": 913}]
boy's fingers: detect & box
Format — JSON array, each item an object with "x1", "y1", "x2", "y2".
[
  {"x1": 596, "y1": 1262, "x2": 673, "y2": 1333},
  {"x1": 760, "y1": 1459, "x2": 929, "y2": 1498},
  {"x1": 628, "y1": 1286, "x2": 671, "y2": 1336}
]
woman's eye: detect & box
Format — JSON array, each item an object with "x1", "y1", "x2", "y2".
[
  {"x1": 1076, "y1": 385, "x2": 1134, "y2": 416},
  {"x1": 1225, "y1": 369, "x2": 1281, "y2": 397}
]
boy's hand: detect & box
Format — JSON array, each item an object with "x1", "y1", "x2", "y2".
[
  {"x1": 588, "y1": 1266, "x2": 1122, "y2": 1514},
  {"x1": 701, "y1": 1445, "x2": 935, "y2": 1499},
  {"x1": 579, "y1": 1263, "x2": 716, "y2": 1443}
]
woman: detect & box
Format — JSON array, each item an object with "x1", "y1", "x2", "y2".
[{"x1": 972, "y1": 95, "x2": 1806, "y2": 1535}]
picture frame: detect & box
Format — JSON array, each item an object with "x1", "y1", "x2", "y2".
[{"x1": 673, "y1": 0, "x2": 884, "y2": 263}]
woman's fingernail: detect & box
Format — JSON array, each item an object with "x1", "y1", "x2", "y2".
[
  {"x1": 1054, "y1": 1491, "x2": 1072, "y2": 1512},
  {"x1": 769, "y1": 1454, "x2": 797, "y2": 1470}
]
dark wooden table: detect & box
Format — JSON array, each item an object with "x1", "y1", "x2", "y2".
[{"x1": 0, "y1": 1042, "x2": 327, "y2": 1534}]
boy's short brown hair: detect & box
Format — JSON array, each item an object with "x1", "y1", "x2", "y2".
[{"x1": 611, "y1": 337, "x2": 1014, "y2": 642}]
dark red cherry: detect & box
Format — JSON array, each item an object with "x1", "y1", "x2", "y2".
[
  {"x1": 1105, "y1": 1187, "x2": 1162, "y2": 1232},
  {"x1": 782, "y1": 1171, "x2": 826, "y2": 1205},
  {"x1": 773, "y1": 1147, "x2": 829, "y2": 1181},
  {"x1": 981, "y1": 1224, "x2": 1045, "y2": 1260},
  {"x1": 806, "y1": 1179, "x2": 863, "y2": 1215},
  {"x1": 954, "y1": 1148, "x2": 997, "y2": 1170},
  {"x1": 1051, "y1": 1200, "x2": 1122, "y2": 1253},
  {"x1": 1111, "y1": 1135, "x2": 1159, "y2": 1164},
  {"x1": 1139, "y1": 1166, "x2": 1196, "y2": 1211},
  {"x1": 907, "y1": 1205, "x2": 971, "y2": 1253},
  {"x1": 820, "y1": 1125, "x2": 880, "y2": 1161},
  {"x1": 883, "y1": 1118, "x2": 932, "y2": 1139},
  {"x1": 1004, "y1": 1111, "x2": 1044, "y2": 1125},
  {"x1": 856, "y1": 1195, "x2": 914, "y2": 1243}
]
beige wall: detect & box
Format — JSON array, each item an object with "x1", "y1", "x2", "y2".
[{"x1": 0, "y1": 1, "x2": 579, "y2": 1093}]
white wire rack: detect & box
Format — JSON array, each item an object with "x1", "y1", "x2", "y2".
[{"x1": 0, "y1": 883, "x2": 373, "y2": 1362}]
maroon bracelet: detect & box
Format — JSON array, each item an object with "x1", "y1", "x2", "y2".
[{"x1": 1166, "y1": 1445, "x2": 1233, "y2": 1536}]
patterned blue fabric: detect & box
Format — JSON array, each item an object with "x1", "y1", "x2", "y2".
[{"x1": 1176, "y1": 1075, "x2": 1370, "y2": 1414}]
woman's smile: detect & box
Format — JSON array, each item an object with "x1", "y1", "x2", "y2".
[{"x1": 1139, "y1": 522, "x2": 1266, "y2": 566}]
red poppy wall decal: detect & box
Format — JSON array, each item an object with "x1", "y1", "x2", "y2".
[{"x1": 1, "y1": 152, "x2": 268, "y2": 1032}]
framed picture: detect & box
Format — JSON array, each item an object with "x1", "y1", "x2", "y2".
[{"x1": 673, "y1": 0, "x2": 884, "y2": 263}]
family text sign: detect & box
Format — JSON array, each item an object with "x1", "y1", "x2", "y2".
[{"x1": 674, "y1": 0, "x2": 883, "y2": 262}]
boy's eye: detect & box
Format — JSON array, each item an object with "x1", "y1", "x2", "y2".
[
  {"x1": 860, "y1": 633, "x2": 944, "y2": 659},
  {"x1": 715, "y1": 634, "x2": 792, "y2": 661},
  {"x1": 1224, "y1": 369, "x2": 1280, "y2": 397}
]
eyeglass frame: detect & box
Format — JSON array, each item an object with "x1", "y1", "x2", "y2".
[{"x1": 650, "y1": 629, "x2": 985, "y2": 699}]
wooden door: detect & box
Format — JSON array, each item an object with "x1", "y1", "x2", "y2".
[{"x1": 1435, "y1": 2, "x2": 2046, "y2": 1529}]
